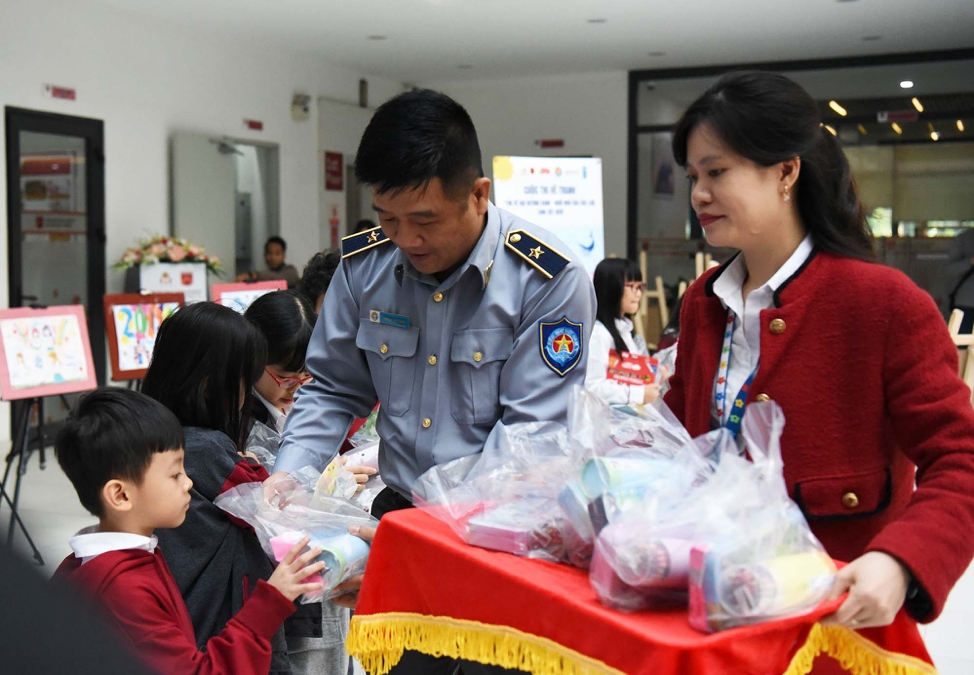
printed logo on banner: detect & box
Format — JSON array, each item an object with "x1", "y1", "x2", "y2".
[{"x1": 539, "y1": 317, "x2": 583, "y2": 377}]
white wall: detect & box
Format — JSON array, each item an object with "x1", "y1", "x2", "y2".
[
  {"x1": 0, "y1": 0, "x2": 403, "y2": 440},
  {"x1": 428, "y1": 72, "x2": 629, "y2": 258}
]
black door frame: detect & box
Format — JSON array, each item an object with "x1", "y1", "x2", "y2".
[{"x1": 4, "y1": 106, "x2": 107, "y2": 385}]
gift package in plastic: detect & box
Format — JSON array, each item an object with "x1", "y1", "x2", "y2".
[
  {"x1": 214, "y1": 467, "x2": 378, "y2": 603},
  {"x1": 342, "y1": 440, "x2": 387, "y2": 512},
  {"x1": 245, "y1": 420, "x2": 282, "y2": 472}
]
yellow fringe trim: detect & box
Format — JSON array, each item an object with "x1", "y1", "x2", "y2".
[
  {"x1": 784, "y1": 624, "x2": 939, "y2": 675},
  {"x1": 346, "y1": 612, "x2": 625, "y2": 675}
]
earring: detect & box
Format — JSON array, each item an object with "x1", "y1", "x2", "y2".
[{"x1": 783, "y1": 185, "x2": 791, "y2": 202}]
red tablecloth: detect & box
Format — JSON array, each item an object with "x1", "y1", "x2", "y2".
[{"x1": 347, "y1": 509, "x2": 936, "y2": 675}]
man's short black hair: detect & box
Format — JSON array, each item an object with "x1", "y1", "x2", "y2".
[
  {"x1": 265, "y1": 236, "x2": 287, "y2": 252},
  {"x1": 354, "y1": 88, "x2": 483, "y2": 200},
  {"x1": 55, "y1": 387, "x2": 184, "y2": 518},
  {"x1": 297, "y1": 250, "x2": 341, "y2": 309}
]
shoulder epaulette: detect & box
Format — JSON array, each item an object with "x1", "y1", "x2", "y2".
[
  {"x1": 342, "y1": 227, "x2": 389, "y2": 259},
  {"x1": 504, "y1": 229, "x2": 570, "y2": 279}
]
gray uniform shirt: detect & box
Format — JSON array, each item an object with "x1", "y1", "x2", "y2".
[{"x1": 274, "y1": 202, "x2": 596, "y2": 496}]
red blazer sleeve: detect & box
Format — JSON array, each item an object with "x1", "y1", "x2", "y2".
[
  {"x1": 104, "y1": 576, "x2": 294, "y2": 675},
  {"x1": 866, "y1": 282, "x2": 974, "y2": 621}
]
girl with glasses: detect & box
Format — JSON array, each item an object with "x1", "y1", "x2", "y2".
[{"x1": 586, "y1": 258, "x2": 666, "y2": 405}]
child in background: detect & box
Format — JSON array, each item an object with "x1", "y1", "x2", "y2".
[
  {"x1": 53, "y1": 387, "x2": 325, "y2": 675},
  {"x1": 586, "y1": 258, "x2": 668, "y2": 405},
  {"x1": 141, "y1": 302, "x2": 299, "y2": 674},
  {"x1": 297, "y1": 250, "x2": 341, "y2": 315}
]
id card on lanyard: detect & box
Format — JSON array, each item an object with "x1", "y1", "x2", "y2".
[{"x1": 715, "y1": 312, "x2": 759, "y2": 438}]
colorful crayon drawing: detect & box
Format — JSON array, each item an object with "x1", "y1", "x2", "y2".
[
  {"x1": 111, "y1": 302, "x2": 179, "y2": 371},
  {"x1": 0, "y1": 314, "x2": 89, "y2": 389}
]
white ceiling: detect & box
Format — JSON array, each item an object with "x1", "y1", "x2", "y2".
[{"x1": 89, "y1": 0, "x2": 974, "y2": 83}]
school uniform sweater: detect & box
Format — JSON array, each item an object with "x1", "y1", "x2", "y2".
[
  {"x1": 54, "y1": 547, "x2": 295, "y2": 675},
  {"x1": 665, "y1": 250, "x2": 974, "y2": 622}
]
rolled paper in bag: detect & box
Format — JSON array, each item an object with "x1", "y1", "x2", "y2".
[
  {"x1": 719, "y1": 551, "x2": 835, "y2": 617},
  {"x1": 270, "y1": 529, "x2": 371, "y2": 597},
  {"x1": 581, "y1": 456, "x2": 664, "y2": 498}
]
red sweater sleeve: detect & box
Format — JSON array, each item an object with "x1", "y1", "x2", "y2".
[
  {"x1": 866, "y1": 282, "x2": 974, "y2": 621},
  {"x1": 104, "y1": 574, "x2": 294, "y2": 675}
]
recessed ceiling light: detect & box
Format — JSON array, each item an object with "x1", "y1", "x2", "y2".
[
  {"x1": 861, "y1": 35, "x2": 883, "y2": 42},
  {"x1": 912, "y1": 97, "x2": 924, "y2": 113},
  {"x1": 829, "y1": 100, "x2": 848, "y2": 116},
  {"x1": 959, "y1": 120, "x2": 966, "y2": 132},
  {"x1": 648, "y1": 51, "x2": 667, "y2": 57},
  {"x1": 824, "y1": 125, "x2": 838, "y2": 136},
  {"x1": 900, "y1": 80, "x2": 914, "y2": 89},
  {"x1": 457, "y1": 65, "x2": 473, "y2": 70},
  {"x1": 367, "y1": 35, "x2": 387, "y2": 41},
  {"x1": 891, "y1": 122, "x2": 903, "y2": 135},
  {"x1": 587, "y1": 18, "x2": 607, "y2": 24},
  {"x1": 931, "y1": 131, "x2": 941, "y2": 141}
]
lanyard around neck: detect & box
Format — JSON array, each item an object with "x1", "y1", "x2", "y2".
[{"x1": 715, "y1": 311, "x2": 759, "y2": 438}]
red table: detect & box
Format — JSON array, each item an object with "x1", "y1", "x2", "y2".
[{"x1": 346, "y1": 509, "x2": 936, "y2": 675}]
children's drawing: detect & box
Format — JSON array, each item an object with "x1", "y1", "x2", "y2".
[
  {"x1": 0, "y1": 313, "x2": 88, "y2": 390},
  {"x1": 112, "y1": 302, "x2": 180, "y2": 371}
]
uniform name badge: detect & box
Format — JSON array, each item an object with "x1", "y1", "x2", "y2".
[
  {"x1": 369, "y1": 310, "x2": 411, "y2": 329},
  {"x1": 539, "y1": 316, "x2": 583, "y2": 377}
]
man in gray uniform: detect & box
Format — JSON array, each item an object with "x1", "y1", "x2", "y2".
[{"x1": 271, "y1": 89, "x2": 595, "y2": 674}]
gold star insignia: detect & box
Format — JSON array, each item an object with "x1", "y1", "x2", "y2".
[
  {"x1": 529, "y1": 246, "x2": 544, "y2": 259},
  {"x1": 367, "y1": 231, "x2": 379, "y2": 243}
]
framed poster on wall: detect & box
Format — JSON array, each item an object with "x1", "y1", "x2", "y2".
[
  {"x1": 0, "y1": 306, "x2": 98, "y2": 400},
  {"x1": 102, "y1": 293, "x2": 184, "y2": 381},
  {"x1": 211, "y1": 280, "x2": 287, "y2": 314}
]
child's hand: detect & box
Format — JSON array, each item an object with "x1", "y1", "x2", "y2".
[
  {"x1": 267, "y1": 536, "x2": 326, "y2": 602},
  {"x1": 341, "y1": 456, "x2": 378, "y2": 494}
]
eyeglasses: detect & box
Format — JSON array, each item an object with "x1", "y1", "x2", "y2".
[
  {"x1": 625, "y1": 282, "x2": 646, "y2": 293},
  {"x1": 264, "y1": 367, "x2": 313, "y2": 389}
]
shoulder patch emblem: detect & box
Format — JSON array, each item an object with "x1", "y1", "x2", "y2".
[
  {"x1": 342, "y1": 227, "x2": 389, "y2": 259},
  {"x1": 539, "y1": 316, "x2": 583, "y2": 377},
  {"x1": 505, "y1": 230, "x2": 570, "y2": 279}
]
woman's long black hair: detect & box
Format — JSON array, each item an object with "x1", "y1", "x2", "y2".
[
  {"x1": 142, "y1": 302, "x2": 266, "y2": 450},
  {"x1": 672, "y1": 70, "x2": 873, "y2": 260},
  {"x1": 593, "y1": 257, "x2": 643, "y2": 355},
  {"x1": 244, "y1": 290, "x2": 316, "y2": 372}
]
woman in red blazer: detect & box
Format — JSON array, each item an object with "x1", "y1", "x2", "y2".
[{"x1": 664, "y1": 71, "x2": 974, "y2": 636}]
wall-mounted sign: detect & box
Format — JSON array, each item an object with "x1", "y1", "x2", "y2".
[{"x1": 325, "y1": 151, "x2": 344, "y2": 191}]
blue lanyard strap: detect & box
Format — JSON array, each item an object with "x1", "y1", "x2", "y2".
[{"x1": 715, "y1": 311, "x2": 759, "y2": 438}]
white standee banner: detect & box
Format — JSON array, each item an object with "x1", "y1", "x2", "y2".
[
  {"x1": 139, "y1": 262, "x2": 208, "y2": 304},
  {"x1": 492, "y1": 156, "x2": 605, "y2": 275}
]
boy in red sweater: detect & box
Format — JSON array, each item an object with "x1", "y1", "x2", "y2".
[{"x1": 53, "y1": 387, "x2": 325, "y2": 675}]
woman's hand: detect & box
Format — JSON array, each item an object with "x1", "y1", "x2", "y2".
[
  {"x1": 331, "y1": 525, "x2": 377, "y2": 609},
  {"x1": 822, "y1": 551, "x2": 910, "y2": 629}
]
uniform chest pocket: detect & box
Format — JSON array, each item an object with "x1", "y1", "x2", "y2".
[
  {"x1": 356, "y1": 321, "x2": 420, "y2": 417},
  {"x1": 449, "y1": 328, "x2": 514, "y2": 425}
]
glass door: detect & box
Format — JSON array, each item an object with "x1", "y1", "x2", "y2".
[{"x1": 4, "y1": 108, "x2": 106, "y2": 433}]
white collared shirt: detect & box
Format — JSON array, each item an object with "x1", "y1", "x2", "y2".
[
  {"x1": 586, "y1": 317, "x2": 650, "y2": 405},
  {"x1": 255, "y1": 390, "x2": 288, "y2": 434},
  {"x1": 69, "y1": 525, "x2": 158, "y2": 565},
  {"x1": 712, "y1": 235, "x2": 813, "y2": 424}
]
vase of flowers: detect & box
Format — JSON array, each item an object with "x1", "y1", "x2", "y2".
[{"x1": 116, "y1": 236, "x2": 223, "y2": 304}]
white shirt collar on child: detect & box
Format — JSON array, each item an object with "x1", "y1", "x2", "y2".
[{"x1": 69, "y1": 525, "x2": 158, "y2": 565}]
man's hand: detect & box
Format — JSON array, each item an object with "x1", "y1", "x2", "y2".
[
  {"x1": 341, "y1": 456, "x2": 378, "y2": 494},
  {"x1": 822, "y1": 551, "x2": 910, "y2": 629},
  {"x1": 331, "y1": 525, "x2": 377, "y2": 609}
]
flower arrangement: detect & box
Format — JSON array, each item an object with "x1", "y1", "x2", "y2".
[{"x1": 113, "y1": 235, "x2": 223, "y2": 275}]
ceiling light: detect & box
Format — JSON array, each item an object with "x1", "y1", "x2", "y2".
[
  {"x1": 824, "y1": 125, "x2": 837, "y2": 136},
  {"x1": 911, "y1": 97, "x2": 924, "y2": 113},
  {"x1": 891, "y1": 123, "x2": 903, "y2": 135},
  {"x1": 900, "y1": 80, "x2": 914, "y2": 89},
  {"x1": 858, "y1": 124, "x2": 867, "y2": 135},
  {"x1": 931, "y1": 132, "x2": 941, "y2": 141},
  {"x1": 829, "y1": 100, "x2": 848, "y2": 116},
  {"x1": 587, "y1": 18, "x2": 607, "y2": 24},
  {"x1": 958, "y1": 120, "x2": 966, "y2": 132},
  {"x1": 367, "y1": 35, "x2": 387, "y2": 41},
  {"x1": 928, "y1": 122, "x2": 936, "y2": 133},
  {"x1": 648, "y1": 51, "x2": 666, "y2": 57}
]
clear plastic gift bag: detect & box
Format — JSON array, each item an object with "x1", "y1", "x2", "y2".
[
  {"x1": 342, "y1": 439, "x2": 386, "y2": 513},
  {"x1": 214, "y1": 466, "x2": 378, "y2": 603},
  {"x1": 348, "y1": 407, "x2": 380, "y2": 447},
  {"x1": 245, "y1": 420, "x2": 282, "y2": 472}
]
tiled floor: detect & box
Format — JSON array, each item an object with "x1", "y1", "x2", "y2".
[{"x1": 2, "y1": 448, "x2": 972, "y2": 674}]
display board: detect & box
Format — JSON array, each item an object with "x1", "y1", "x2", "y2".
[
  {"x1": 103, "y1": 293, "x2": 184, "y2": 381},
  {"x1": 211, "y1": 280, "x2": 287, "y2": 314},
  {"x1": 0, "y1": 306, "x2": 98, "y2": 400},
  {"x1": 139, "y1": 262, "x2": 208, "y2": 304},
  {"x1": 492, "y1": 156, "x2": 605, "y2": 274}
]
